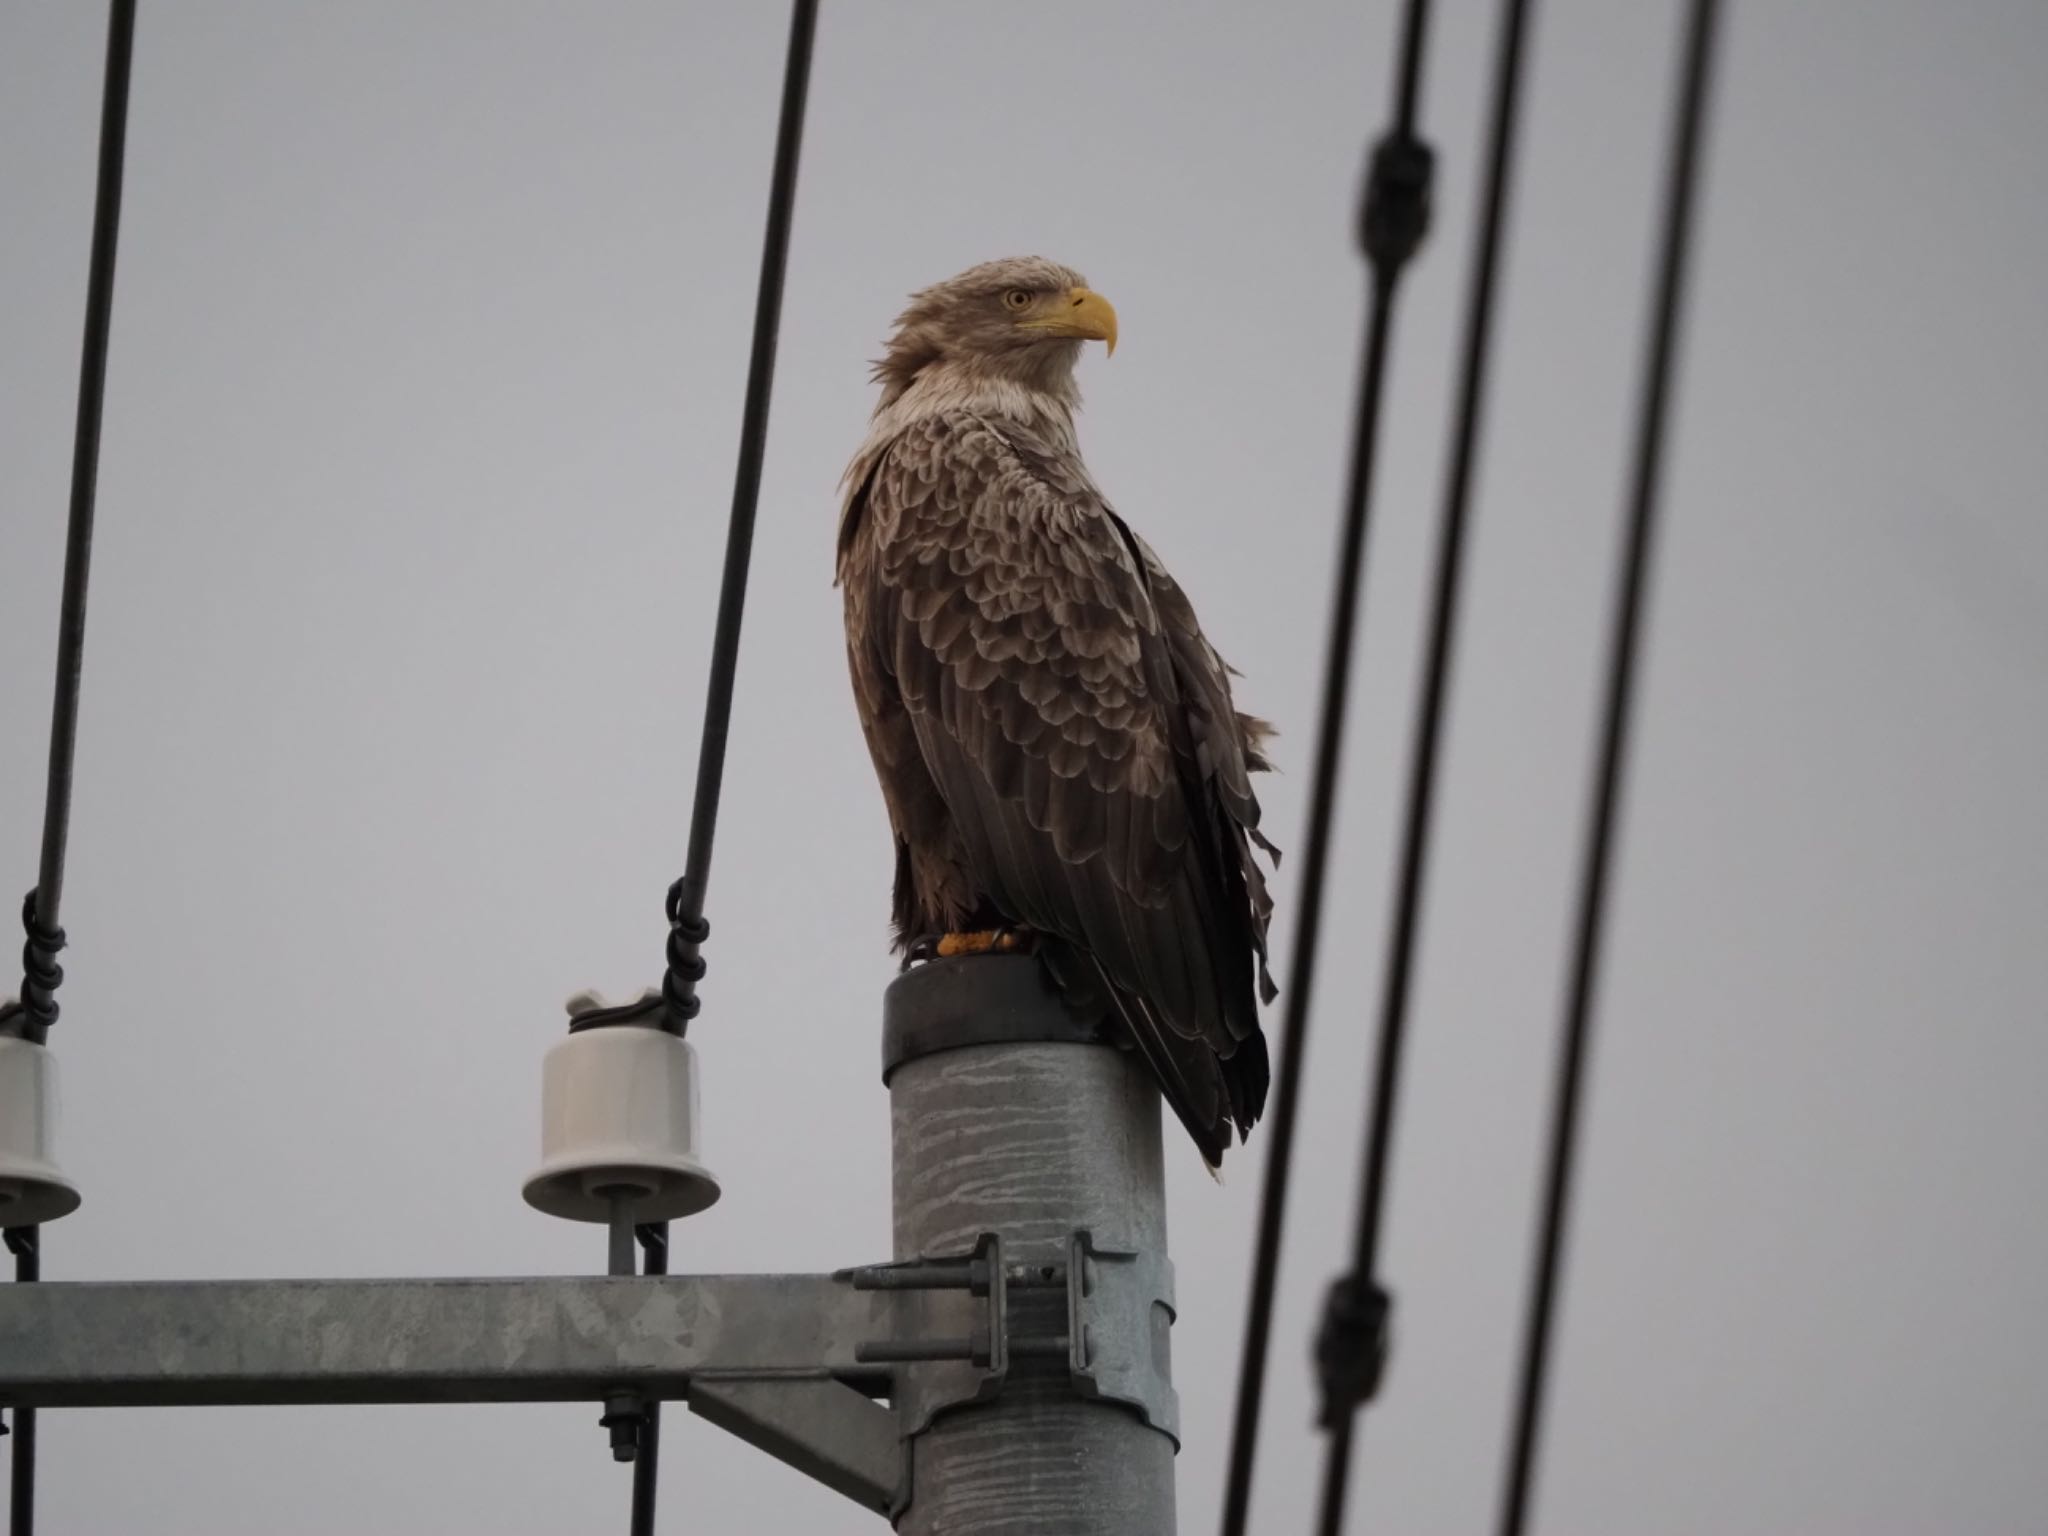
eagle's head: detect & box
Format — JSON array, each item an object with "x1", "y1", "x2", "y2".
[{"x1": 871, "y1": 256, "x2": 1118, "y2": 411}]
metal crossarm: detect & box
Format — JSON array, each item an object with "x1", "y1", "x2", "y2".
[{"x1": 0, "y1": 1274, "x2": 897, "y2": 1409}]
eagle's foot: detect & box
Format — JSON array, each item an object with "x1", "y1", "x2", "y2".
[{"x1": 935, "y1": 927, "x2": 1035, "y2": 959}]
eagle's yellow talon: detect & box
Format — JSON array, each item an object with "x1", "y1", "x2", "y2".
[{"x1": 937, "y1": 929, "x2": 1029, "y2": 957}]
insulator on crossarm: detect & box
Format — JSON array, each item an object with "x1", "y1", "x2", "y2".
[
  {"x1": 522, "y1": 987, "x2": 722, "y2": 1224},
  {"x1": 0, "y1": 1033, "x2": 82, "y2": 1228}
]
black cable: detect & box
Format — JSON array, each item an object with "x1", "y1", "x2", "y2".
[
  {"x1": 629, "y1": 1222, "x2": 669, "y2": 1536},
  {"x1": 659, "y1": 0, "x2": 819, "y2": 1036},
  {"x1": 1216, "y1": 3, "x2": 1436, "y2": 1532},
  {"x1": 2, "y1": 0, "x2": 135, "y2": 1049},
  {"x1": 1314, "y1": 0, "x2": 1540, "y2": 1528},
  {"x1": 6, "y1": 1229, "x2": 40, "y2": 1536},
  {"x1": 607, "y1": 17, "x2": 817, "y2": 1524},
  {"x1": 5, "y1": 9, "x2": 134, "y2": 1528},
  {"x1": 1495, "y1": 4, "x2": 1721, "y2": 1532}
]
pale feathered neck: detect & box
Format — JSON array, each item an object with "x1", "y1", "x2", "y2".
[
  {"x1": 872, "y1": 358, "x2": 1078, "y2": 438},
  {"x1": 840, "y1": 357, "x2": 1081, "y2": 509}
]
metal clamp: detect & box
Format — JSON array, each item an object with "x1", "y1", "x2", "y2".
[
  {"x1": 843, "y1": 1233, "x2": 1015, "y2": 1436},
  {"x1": 841, "y1": 1230, "x2": 1178, "y2": 1446},
  {"x1": 1066, "y1": 1231, "x2": 1180, "y2": 1446}
]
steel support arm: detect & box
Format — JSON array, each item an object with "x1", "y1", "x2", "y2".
[{"x1": 689, "y1": 1379, "x2": 899, "y2": 1514}]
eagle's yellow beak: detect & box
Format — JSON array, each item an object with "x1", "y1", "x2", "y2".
[{"x1": 1022, "y1": 287, "x2": 1118, "y2": 356}]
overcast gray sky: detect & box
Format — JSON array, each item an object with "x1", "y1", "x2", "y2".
[{"x1": 4, "y1": 2, "x2": 2045, "y2": 1533}]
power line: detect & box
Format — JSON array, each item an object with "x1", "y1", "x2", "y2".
[
  {"x1": 2, "y1": 0, "x2": 135, "y2": 1050},
  {"x1": 4, "y1": 8, "x2": 136, "y2": 1534},
  {"x1": 1495, "y1": 3, "x2": 1723, "y2": 1531},
  {"x1": 604, "y1": 8, "x2": 819, "y2": 1532},
  {"x1": 1313, "y1": 0, "x2": 1540, "y2": 1527},
  {"x1": 1216, "y1": 0, "x2": 1437, "y2": 1530},
  {"x1": 659, "y1": 0, "x2": 820, "y2": 1037}
]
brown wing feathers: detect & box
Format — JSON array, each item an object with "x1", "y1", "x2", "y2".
[{"x1": 843, "y1": 409, "x2": 1276, "y2": 1161}]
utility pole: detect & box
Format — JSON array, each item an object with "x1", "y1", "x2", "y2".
[{"x1": 882, "y1": 955, "x2": 1179, "y2": 1536}]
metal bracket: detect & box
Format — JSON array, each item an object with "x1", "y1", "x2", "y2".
[
  {"x1": 842, "y1": 1232, "x2": 1013, "y2": 1438},
  {"x1": 1066, "y1": 1231, "x2": 1180, "y2": 1446},
  {"x1": 687, "y1": 1378, "x2": 898, "y2": 1515},
  {"x1": 840, "y1": 1230, "x2": 1178, "y2": 1447}
]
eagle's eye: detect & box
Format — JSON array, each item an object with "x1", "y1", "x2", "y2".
[{"x1": 1002, "y1": 289, "x2": 1035, "y2": 312}]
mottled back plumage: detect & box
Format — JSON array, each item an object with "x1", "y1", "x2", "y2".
[{"x1": 836, "y1": 257, "x2": 1279, "y2": 1165}]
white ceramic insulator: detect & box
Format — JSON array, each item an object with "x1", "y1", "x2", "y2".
[
  {"x1": 522, "y1": 1020, "x2": 721, "y2": 1224},
  {"x1": 0, "y1": 1036, "x2": 82, "y2": 1228}
]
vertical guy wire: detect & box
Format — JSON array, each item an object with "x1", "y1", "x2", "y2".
[
  {"x1": 1495, "y1": 3, "x2": 1723, "y2": 1532},
  {"x1": 6, "y1": 1232, "x2": 39, "y2": 1536},
  {"x1": 629, "y1": 1223, "x2": 669, "y2": 1536},
  {"x1": 1217, "y1": 1, "x2": 1436, "y2": 1530},
  {"x1": 3, "y1": 0, "x2": 135, "y2": 1048},
  {"x1": 659, "y1": 0, "x2": 820, "y2": 1035},
  {"x1": 1314, "y1": 0, "x2": 1540, "y2": 1527}
]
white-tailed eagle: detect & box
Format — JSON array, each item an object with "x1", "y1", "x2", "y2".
[{"x1": 836, "y1": 256, "x2": 1279, "y2": 1167}]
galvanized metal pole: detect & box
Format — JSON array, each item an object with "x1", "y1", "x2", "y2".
[{"x1": 883, "y1": 956, "x2": 1177, "y2": 1536}]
